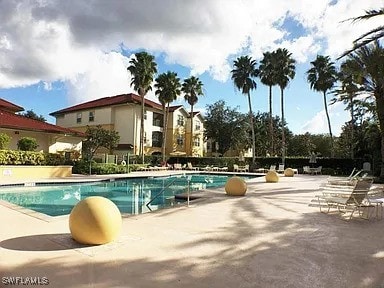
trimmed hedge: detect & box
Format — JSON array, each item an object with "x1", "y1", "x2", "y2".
[{"x1": 0, "y1": 150, "x2": 65, "y2": 166}]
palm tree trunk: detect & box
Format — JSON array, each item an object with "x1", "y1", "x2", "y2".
[
  {"x1": 140, "y1": 90, "x2": 145, "y2": 164},
  {"x1": 247, "y1": 92, "x2": 256, "y2": 164},
  {"x1": 190, "y1": 105, "x2": 194, "y2": 156},
  {"x1": 269, "y1": 85, "x2": 274, "y2": 155},
  {"x1": 350, "y1": 95, "x2": 354, "y2": 159},
  {"x1": 323, "y1": 91, "x2": 334, "y2": 157},
  {"x1": 280, "y1": 87, "x2": 285, "y2": 165},
  {"x1": 161, "y1": 105, "x2": 167, "y2": 162},
  {"x1": 375, "y1": 93, "x2": 384, "y2": 179}
]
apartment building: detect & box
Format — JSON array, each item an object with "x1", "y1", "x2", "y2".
[
  {"x1": 50, "y1": 93, "x2": 205, "y2": 157},
  {"x1": 0, "y1": 98, "x2": 83, "y2": 155}
]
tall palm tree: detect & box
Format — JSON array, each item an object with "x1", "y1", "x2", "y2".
[
  {"x1": 274, "y1": 48, "x2": 296, "y2": 164},
  {"x1": 231, "y1": 55, "x2": 259, "y2": 164},
  {"x1": 259, "y1": 51, "x2": 278, "y2": 155},
  {"x1": 347, "y1": 41, "x2": 384, "y2": 178},
  {"x1": 182, "y1": 76, "x2": 204, "y2": 156},
  {"x1": 306, "y1": 55, "x2": 338, "y2": 157},
  {"x1": 332, "y1": 59, "x2": 361, "y2": 159},
  {"x1": 155, "y1": 71, "x2": 181, "y2": 162},
  {"x1": 127, "y1": 52, "x2": 157, "y2": 163},
  {"x1": 340, "y1": 8, "x2": 384, "y2": 58}
]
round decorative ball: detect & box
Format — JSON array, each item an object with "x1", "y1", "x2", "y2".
[
  {"x1": 284, "y1": 168, "x2": 294, "y2": 177},
  {"x1": 265, "y1": 170, "x2": 279, "y2": 183},
  {"x1": 225, "y1": 176, "x2": 247, "y2": 196},
  {"x1": 69, "y1": 196, "x2": 122, "y2": 245}
]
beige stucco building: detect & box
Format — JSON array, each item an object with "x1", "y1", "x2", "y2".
[{"x1": 50, "y1": 93, "x2": 205, "y2": 157}]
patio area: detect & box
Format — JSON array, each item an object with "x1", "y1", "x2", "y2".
[{"x1": 1, "y1": 173, "x2": 384, "y2": 287}]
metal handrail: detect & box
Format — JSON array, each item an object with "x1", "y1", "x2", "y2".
[{"x1": 146, "y1": 177, "x2": 183, "y2": 208}]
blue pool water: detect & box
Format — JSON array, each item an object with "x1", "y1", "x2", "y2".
[{"x1": 0, "y1": 174, "x2": 256, "y2": 216}]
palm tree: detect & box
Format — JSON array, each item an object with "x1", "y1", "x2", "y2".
[
  {"x1": 259, "y1": 51, "x2": 278, "y2": 155},
  {"x1": 332, "y1": 59, "x2": 361, "y2": 158},
  {"x1": 340, "y1": 8, "x2": 384, "y2": 58},
  {"x1": 127, "y1": 52, "x2": 157, "y2": 163},
  {"x1": 155, "y1": 71, "x2": 181, "y2": 162},
  {"x1": 346, "y1": 41, "x2": 384, "y2": 178},
  {"x1": 274, "y1": 48, "x2": 296, "y2": 164},
  {"x1": 181, "y1": 76, "x2": 204, "y2": 156},
  {"x1": 231, "y1": 55, "x2": 259, "y2": 164},
  {"x1": 306, "y1": 55, "x2": 338, "y2": 157}
]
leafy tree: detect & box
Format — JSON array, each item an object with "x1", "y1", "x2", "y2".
[
  {"x1": 346, "y1": 41, "x2": 384, "y2": 178},
  {"x1": 259, "y1": 51, "x2": 278, "y2": 155},
  {"x1": 182, "y1": 76, "x2": 204, "y2": 156},
  {"x1": 307, "y1": 55, "x2": 338, "y2": 157},
  {"x1": 155, "y1": 71, "x2": 181, "y2": 161},
  {"x1": 287, "y1": 133, "x2": 315, "y2": 157},
  {"x1": 340, "y1": 7, "x2": 384, "y2": 57},
  {"x1": 127, "y1": 51, "x2": 157, "y2": 163},
  {"x1": 231, "y1": 55, "x2": 259, "y2": 164},
  {"x1": 204, "y1": 100, "x2": 249, "y2": 155},
  {"x1": 0, "y1": 133, "x2": 11, "y2": 149},
  {"x1": 20, "y1": 110, "x2": 46, "y2": 122},
  {"x1": 83, "y1": 125, "x2": 120, "y2": 174},
  {"x1": 17, "y1": 137, "x2": 38, "y2": 151},
  {"x1": 274, "y1": 48, "x2": 296, "y2": 163}
]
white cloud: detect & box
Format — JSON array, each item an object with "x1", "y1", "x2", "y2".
[{"x1": 0, "y1": 0, "x2": 382, "y2": 105}]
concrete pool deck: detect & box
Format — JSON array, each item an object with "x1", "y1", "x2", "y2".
[{"x1": 1, "y1": 173, "x2": 384, "y2": 287}]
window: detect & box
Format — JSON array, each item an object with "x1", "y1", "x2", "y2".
[
  {"x1": 193, "y1": 138, "x2": 200, "y2": 147},
  {"x1": 89, "y1": 111, "x2": 95, "y2": 122},
  {"x1": 76, "y1": 113, "x2": 82, "y2": 123},
  {"x1": 152, "y1": 131, "x2": 162, "y2": 148},
  {"x1": 195, "y1": 120, "x2": 201, "y2": 131},
  {"x1": 177, "y1": 134, "x2": 184, "y2": 145},
  {"x1": 177, "y1": 115, "x2": 184, "y2": 126},
  {"x1": 152, "y1": 112, "x2": 164, "y2": 127},
  {"x1": 144, "y1": 132, "x2": 147, "y2": 143},
  {"x1": 144, "y1": 110, "x2": 147, "y2": 120}
]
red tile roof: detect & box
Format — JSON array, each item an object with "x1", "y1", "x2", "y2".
[
  {"x1": 168, "y1": 105, "x2": 183, "y2": 112},
  {"x1": 50, "y1": 93, "x2": 163, "y2": 116},
  {"x1": 0, "y1": 109, "x2": 84, "y2": 136},
  {"x1": 0, "y1": 98, "x2": 24, "y2": 113}
]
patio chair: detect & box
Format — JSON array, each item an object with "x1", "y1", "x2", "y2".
[
  {"x1": 233, "y1": 164, "x2": 240, "y2": 172},
  {"x1": 315, "y1": 178, "x2": 373, "y2": 219},
  {"x1": 303, "y1": 166, "x2": 310, "y2": 174},
  {"x1": 239, "y1": 164, "x2": 249, "y2": 172},
  {"x1": 187, "y1": 162, "x2": 199, "y2": 171},
  {"x1": 327, "y1": 168, "x2": 363, "y2": 186},
  {"x1": 269, "y1": 165, "x2": 276, "y2": 171},
  {"x1": 277, "y1": 164, "x2": 285, "y2": 173},
  {"x1": 219, "y1": 166, "x2": 228, "y2": 171}
]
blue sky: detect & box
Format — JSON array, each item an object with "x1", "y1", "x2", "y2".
[{"x1": 0, "y1": 0, "x2": 382, "y2": 135}]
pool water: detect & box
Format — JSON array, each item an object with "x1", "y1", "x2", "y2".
[{"x1": 0, "y1": 174, "x2": 256, "y2": 216}]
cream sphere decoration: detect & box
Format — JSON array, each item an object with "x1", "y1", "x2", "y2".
[
  {"x1": 225, "y1": 176, "x2": 247, "y2": 196},
  {"x1": 265, "y1": 170, "x2": 279, "y2": 183},
  {"x1": 284, "y1": 168, "x2": 295, "y2": 177},
  {"x1": 69, "y1": 196, "x2": 122, "y2": 245}
]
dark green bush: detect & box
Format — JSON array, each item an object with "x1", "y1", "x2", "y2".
[{"x1": 17, "y1": 137, "x2": 38, "y2": 151}]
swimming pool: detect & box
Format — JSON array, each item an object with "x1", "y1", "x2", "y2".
[{"x1": 0, "y1": 174, "x2": 256, "y2": 217}]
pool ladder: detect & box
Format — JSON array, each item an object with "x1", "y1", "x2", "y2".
[{"x1": 146, "y1": 177, "x2": 191, "y2": 210}]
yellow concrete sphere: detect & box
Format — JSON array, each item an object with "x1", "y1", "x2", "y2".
[
  {"x1": 225, "y1": 176, "x2": 247, "y2": 196},
  {"x1": 69, "y1": 196, "x2": 122, "y2": 245},
  {"x1": 265, "y1": 170, "x2": 279, "y2": 183},
  {"x1": 284, "y1": 168, "x2": 295, "y2": 177}
]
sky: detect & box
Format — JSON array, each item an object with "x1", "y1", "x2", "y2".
[{"x1": 0, "y1": 0, "x2": 382, "y2": 136}]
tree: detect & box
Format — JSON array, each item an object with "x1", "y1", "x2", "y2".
[
  {"x1": 127, "y1": 51, "x2": 157, "y2": 163},
  {"x1": 340, "y1": 7, "x2": 384, "y2": 58},
  {"x1": 274, "y1": 48, "x2": 296, "y2": 164},
  {"x1": 259, "y1": 51, "x2": 278, "y2": 155},
  {"x1": 17, "y1": 137, "x2": 38, "y2": 151},
  {"x1": 204, "y1": 100, "x2": 249, "y2": 155},
  {"x1": 332, "y1": 59, "x2": 361, "y2": 158},
  {"x1": 20, "y1": 110, "x2": 46, "y2": 122},
  {"x1": 182, "y1": 76, "x2": 204, "y2": 156},
  {"x1": 346, "y1": 41, "x2": 384, "y2": 178},
  {"x1": 83, "y1": 125, "x2": 120, "y2": 174},
  {"x1": 231, "y1": 55, "x2": 259, "y2": 165},
  {"x1": 306, "y1": 55, "x2": 338, "y2": 157},
  {"x1": 155, "y1": 71, "x2": 181, "y2": 161},
  {"x1": 0, "y1": 133, "x2": 11, "y2": 150}
]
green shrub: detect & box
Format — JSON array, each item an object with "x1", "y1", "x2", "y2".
[
  {"x1": 17, "y1": 137, "x2": 38, "y2": 151},
  {"x1": 0, "y1": 133, "x2": 11, "y2": 149}
]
